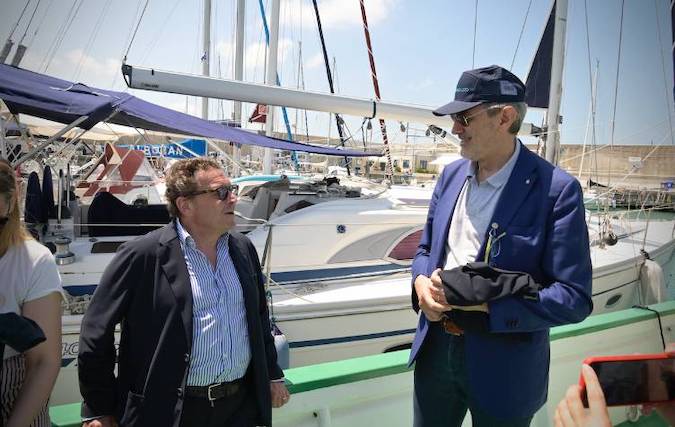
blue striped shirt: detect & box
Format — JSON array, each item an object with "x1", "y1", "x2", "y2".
[{"x1": 176, "y1": 220, "x2": 251, "y2": 386}]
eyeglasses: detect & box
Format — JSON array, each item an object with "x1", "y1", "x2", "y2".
[
  {"x1": 450, "y1": 104, "x2": 504, "y2": 127},
  {"x1": 184, "y1": 184, "x2": 238, "y2": 200}
]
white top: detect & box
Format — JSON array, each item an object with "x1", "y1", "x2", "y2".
[
  {"x1": 1, "y1": 239, "x2": 63, "y2": 359},
  {"x1": 444, "y1": 142, "x2": 520, "y2": 270}
]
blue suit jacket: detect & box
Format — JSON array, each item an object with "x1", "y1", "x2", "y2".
[{"x1": 409, "y1": 143, "x2": 593, "y2": 419}]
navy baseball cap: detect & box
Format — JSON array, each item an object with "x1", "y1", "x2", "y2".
[{"x1": 433, "y1": 65, "x2": 526, "y2": 116}]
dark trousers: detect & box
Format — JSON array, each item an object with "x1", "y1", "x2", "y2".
[
  {"x1": 179, "y1": 382, "x2": 258, "y2": 427},
  {"x1": 413, "y1": 323, "x2": 533, "y2": 427}
]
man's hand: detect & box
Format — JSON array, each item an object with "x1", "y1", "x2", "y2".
[
  {"x1": 415, "y1": 269, "x2": 451, "y2": 321},
  {"x1": 554, "y1": 364, "x2": 610, "y2": 427},
  {"x1": 82, "y1": 416, "x2": 118, "y2": 427},
  {"x1": 271, "y1": 381, "x2": 290, "y2": 408}
]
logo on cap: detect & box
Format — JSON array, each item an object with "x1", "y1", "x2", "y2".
[{"x1": 500, "y1": 81, "x2": 518, "y2": 96}]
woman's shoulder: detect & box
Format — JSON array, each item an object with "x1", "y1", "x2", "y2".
[{"x1": 21, "y1": 238, "x2": 56, "y2": 261}]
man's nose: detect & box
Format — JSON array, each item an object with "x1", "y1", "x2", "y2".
[{"x1": 451, "y1": 120, "x2": 464, "y2": 135}]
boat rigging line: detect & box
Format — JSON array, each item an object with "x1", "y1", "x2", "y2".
[
  {"x1": 582, "y1": 0, "x2": 600, "y2": 186},
  {"x1": 607, "y1": 0, "x2": 626, "y2": 186},
  {"x1": 123, "y1": 0, "x2": 151, "y2": 64},
  {"x1": 42, "y1": 0, "x2": 84, "y2": 73},
  {"x1": 472, "y1": 0, "x2": 479, "y2": 68},
  {"x1": 510, "y1": 0, "x2": 533, "y2": 70},
  {"x1": 359, "y1": 0, "x2": 393, "y2": 181},
  {"x1": 311, "y1": 0, "x2": 351, "y2": 175},
  {"x1": 653, "y1": 0, "x2": 675, "y2": 146},
  {"x1": 0, "y1": 0, "x2": 31, "y2": 63},
  {"x1": 73, "y1": 0, "x2": 113, "y2": 81}
]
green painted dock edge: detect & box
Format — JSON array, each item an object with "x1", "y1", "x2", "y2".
[{"x1": 49, "y1": 301, "x2": 675, "y2": 426}]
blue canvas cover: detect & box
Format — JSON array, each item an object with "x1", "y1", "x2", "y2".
[{"x1": 0, "y1": 64, "x2": 379, "y2": 157}]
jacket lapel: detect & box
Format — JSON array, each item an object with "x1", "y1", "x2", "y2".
[
  {"x1": 158, "y1": 222, "x2": 193, "y2": 346},
  {"x1": 228, "y1": 235, "x2": 257, "y2": 315}
]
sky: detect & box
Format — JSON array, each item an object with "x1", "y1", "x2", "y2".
[{"x1": 1, "y1": 0, "x2": 674, "y2": 150}]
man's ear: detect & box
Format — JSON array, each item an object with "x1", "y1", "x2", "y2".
[
  {"x1": 175, "y1": 196, "x2": 192, "y2": 218},
  {"x1": 500, "y1": 106, "x2": 517, "y2": 130}
]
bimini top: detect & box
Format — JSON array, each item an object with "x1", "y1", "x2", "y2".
[{"x1": 0, "y1": 64, "x2": 379, "y2": 158}]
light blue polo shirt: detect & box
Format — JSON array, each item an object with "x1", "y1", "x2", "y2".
[{"x1": 444, "y1": 141, "x2": 521, "y2": 270}]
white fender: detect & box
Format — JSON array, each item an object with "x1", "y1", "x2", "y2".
[{"x1": 640, "y1": 258, "x2": 667, "y2": 305}]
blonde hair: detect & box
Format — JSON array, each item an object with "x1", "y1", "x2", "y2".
[
  {"x1": 164, "y1": 158, "x2": 222, "y2": 218},
  {"x1": 0, "y1": 160, "x2": 30, "y2": 256}
]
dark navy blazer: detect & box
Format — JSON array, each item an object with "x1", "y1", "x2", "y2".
[
  {"x1": 78, "y1": 222, "x2": 283, "y2": 427},
  {"x1": 409, "y1": 143, "x2": 593, "y2": 419}
]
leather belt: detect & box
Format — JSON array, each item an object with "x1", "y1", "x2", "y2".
[
  {"x1": 185, "y1": 378, "x2": 243, "y2": 405},
  {"x1": 441, "y1": 317, "x2": 464, "y2": 336}
]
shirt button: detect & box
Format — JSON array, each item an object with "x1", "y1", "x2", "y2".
[
  {"x1": 177, "y1": 388, "x2": 183, "y2": 397},
  {"x1": 184, "y1": 353, "x2": 190, "y2": 362}
]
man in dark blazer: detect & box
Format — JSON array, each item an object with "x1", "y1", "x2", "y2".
[
  {"x1": 78, "y1": 158, "x2": 289, "y2": 427},
  {"x1": 410, "y1": 66, "x2": 593, "y2": 426}
]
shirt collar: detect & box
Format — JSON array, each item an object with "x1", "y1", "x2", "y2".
[
  {"x1": 467, "y1": 139, "x2": 521, "y2": 188},
  {"x1": 175, "y1": 218, "x2": 229, "y2": 250}
]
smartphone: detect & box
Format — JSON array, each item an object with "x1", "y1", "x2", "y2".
[{"x1": 579, "y1": 353, "x2": 675, "y2": 407}]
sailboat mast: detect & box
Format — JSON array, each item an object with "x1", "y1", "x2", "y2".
[
  {"x1": 359, "y1": 0, "x2": 393, "y2": 181},
  {"x1": 263, "y1": 0, "x2": 280, "y2": 174},
  {"x1": 232, "y1": 0, "x2": 245, "y2": 176},
  {"x1": 544, "y1": 0, "x2": 568, "y2": 165},
  {"x1": 201, "y1": 0, "x2": 211, "y2": 120}
]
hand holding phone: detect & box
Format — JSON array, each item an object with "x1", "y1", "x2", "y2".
[
  {"x1": 580, "y1": 353, "x2": 675, "y2": 407},
  {"x1": 554, "y1": 365, "x2": 610, "y2": 427}
]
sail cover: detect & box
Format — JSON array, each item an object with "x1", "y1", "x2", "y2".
[
  {"x1": 525, "y1": 1, "x2": 555, "y2": 109},
  {"x1": 0, "y1": 64, "x2": 380, "y2": 157}
]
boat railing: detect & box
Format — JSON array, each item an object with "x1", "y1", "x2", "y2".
[{"x1": 48, "y1": 301, "x2": 675, "y2": 427}]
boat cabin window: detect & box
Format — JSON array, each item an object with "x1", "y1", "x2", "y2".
[{"x1": 387, "y1": 230, "x2": 423, "y2": 261}]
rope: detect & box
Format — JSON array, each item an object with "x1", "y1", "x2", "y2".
[
  {"x1": 7, "y1": 0, "x2": 31, "y2": 40},
  {"x1": 73, "y1": 0, "x2": 113, "y2": 81},
  {"x1": 123, "y1": 0, "x2": 150, "y2": 63},
  {"x1": 311, "y1": 0, "x2": 351, "y2": 174},
  {"x1": 139, "y1": 0, "x2": 181, "y2": 66},
  {"x1": 583, "y1": 0, "x2": 600, "y2": 185},
  {"x1": 653, "y1": 0, "x2": 675, "y2": 146},
  {"x1": 42, "y1": 0, "x2": 83, "y2": 72},
  {"x1": 510, "y1": 0, "x2": 532, "y2": 70},
  {"x1": 607, "y1": 0, "x2": 626, "y2": 185},
  {"x1": 27, "y1": 0, "x2": 54, "y2": 46},
  {"x1": 17, "y1": 0, "x2": 41, "y2": 44},
  {"x1": 110, "y1": 0, "x2": 144, "y2": 89},
  {"x1": 359, "y1": 0, "x2": 393, "y2": 180},
  {"x1": 632, "y1": 306, "x2": 666, "y2": 351},
  {"x1": 472, "y1": 0, "x2": 479, "y2": 68}
]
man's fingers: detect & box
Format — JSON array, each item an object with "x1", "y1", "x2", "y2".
[
  {"x1": 430, "y1": 268, "x2": 442, "y2": 285},
  {"x1": 582, "y1": 364, "x2": 607, "y2": 412}
]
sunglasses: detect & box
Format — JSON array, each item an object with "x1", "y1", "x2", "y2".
[
  {"x1": 450, "y1": 104, "x2": 504, "y2": 127},
  {"x1": 184, "y1": 184, "x2": 238, "y2": 200}
]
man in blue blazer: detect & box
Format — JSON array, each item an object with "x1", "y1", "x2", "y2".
[{"x1": 410, "y1": 65, "x2": 593, "y2": 426}]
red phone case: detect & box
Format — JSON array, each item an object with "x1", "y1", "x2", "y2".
[{"x1": 579, "y1": 352, "x2": 675, "y2": 407}]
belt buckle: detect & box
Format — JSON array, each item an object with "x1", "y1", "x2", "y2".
[{"x1": 207, "y1": 382, "x2": 220, "y2": 407}]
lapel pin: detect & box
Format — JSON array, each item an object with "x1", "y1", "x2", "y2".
[{"x1": 525, "y1": 179, "x2": 531, "y2": 185}]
